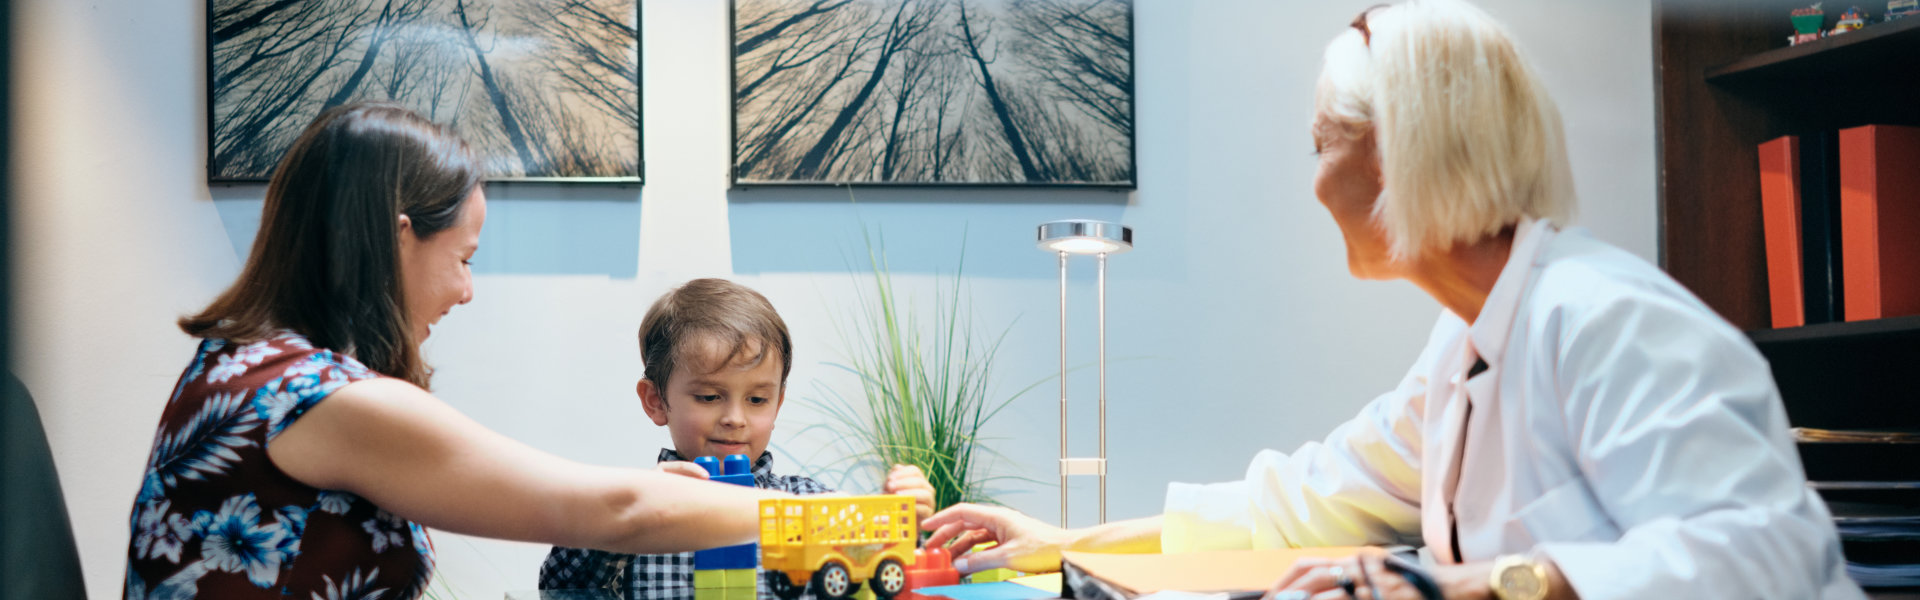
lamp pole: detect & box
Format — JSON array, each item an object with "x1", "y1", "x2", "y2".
[
  {"x1": 1097, "y1": 251, "x2": 1109, "y2": 525},
  {"x1": 1058, "y1": 249, "x2": 1070, "y2": 528},
  {"x1": 1037, "y1": 220, "x2": 1130, "y2": 528}
]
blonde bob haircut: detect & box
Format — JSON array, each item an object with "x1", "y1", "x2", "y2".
[{"x1": 1314, "y1": 0, "x2": 1575, "y2": 259}]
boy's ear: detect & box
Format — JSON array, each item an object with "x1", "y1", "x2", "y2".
[{"x1": 638, "y1": 379, "x2": 670, "y2": 426}]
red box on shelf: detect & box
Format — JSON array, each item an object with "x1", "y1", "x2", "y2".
[
  {"x1": 1759, "y1": 135, "x2": 1807, "y2": 328},
  {"x1": 1839, "y1": 125, "x2": 1920, "y2": 321}
]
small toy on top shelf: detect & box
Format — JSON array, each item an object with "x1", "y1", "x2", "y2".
[
  {"x1": 761, "y1": 495, "x2": 920, "y2": 600},
  {"x1": 1890, "y1": 0, "x2": 1919, "y2": 20},
  {"x1": 1792, "y1": 4, "x2": 1828, "y2": 45},
  {"x1": 1831, "y1": 6, "x2": 1870, "y2": 33}
]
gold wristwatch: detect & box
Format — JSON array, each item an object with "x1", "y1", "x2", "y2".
[{"x1": 1489, "y1": 554, "x2": 1548, "y2": 600}]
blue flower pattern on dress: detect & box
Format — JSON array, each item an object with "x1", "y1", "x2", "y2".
[
  {"x1": 132, "y1": 499, "x2": 193, "y2": 564},
  {"x1": 197, "y1": 494, "x2": 291, "y2": 587},
  {"x1": 318, "y1": 491, "x2": 355, "y2": 515},
  {"x1": 313, "y1": 566, "x2": 389, "y2": 600},
  {"x1": 140, "y1": 391, "x2": 259, "y2": 503},
  {"x1": 362, "y1": 510, "x2": 410, "y2": 554},
  {"x1": 125, "y1": 332, "x2": 434, "y2": 599}
]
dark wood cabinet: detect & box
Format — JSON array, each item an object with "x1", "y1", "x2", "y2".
[
  {"x1": 1655, "y1": 0, "x2": 1920, "y2": 331},
  {"x1": 1655, "y1": 3, "x2": 1920, "y2": 595}
]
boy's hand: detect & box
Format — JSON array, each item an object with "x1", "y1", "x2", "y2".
[
  {"x1": 883, "y1": 464, "x2": 936, "y2": 521},
  {"x1": 658, "y1": 461, "x2": 711, "y2": 480}
]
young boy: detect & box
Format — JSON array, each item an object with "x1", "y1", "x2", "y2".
[{"x1": 538, "y1": 278, "x2": 933, "y2": 598}]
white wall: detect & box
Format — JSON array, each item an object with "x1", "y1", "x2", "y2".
[{"x1": 11, "y1": 0, "x2": 1654, "y2": 598}]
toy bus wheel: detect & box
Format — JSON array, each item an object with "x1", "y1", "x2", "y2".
[
  {"x1": 871, "y1": 558, "x2": 908, "y2": 598},
  {"x1": 813, "y1": 561, "x2": 858, "y2": 600},
  {"x1": 770, "y1": 571, "x2": 806, "y2": 600}
]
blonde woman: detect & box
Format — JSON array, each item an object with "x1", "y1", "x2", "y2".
[{"x1": 920, "y1": 2, "x2": 1861, "y2": 599}]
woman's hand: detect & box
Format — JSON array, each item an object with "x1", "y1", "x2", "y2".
[
  {"x1": 922, "y1": 503, "x2": 1076, "y2": 574},
  {"x1": 658, "y1": 461, "x2": 711, "y2": 480},
  {"x1": 1263, "y1": 549, "x2": 1491, "y2": 600},
  {"x1": 882, "y1": 464, "x2": 937, "y2": 521}
]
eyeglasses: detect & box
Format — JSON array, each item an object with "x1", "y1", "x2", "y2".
[{"x1": 1351, "y1": 4, "x2": 1390, "y2": 47}]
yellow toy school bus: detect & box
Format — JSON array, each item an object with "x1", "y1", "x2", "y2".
[{"x1": 759, "y1": 495, "x2": 918, "y2": 600}]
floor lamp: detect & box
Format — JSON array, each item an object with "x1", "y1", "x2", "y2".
[{"x1": 1036, "y1": 219, "x2": 1132, "y2": 527}]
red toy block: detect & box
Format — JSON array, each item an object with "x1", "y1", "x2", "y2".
[{"x1": 900, "y1": 546, "x2": 960, "y2": 600}]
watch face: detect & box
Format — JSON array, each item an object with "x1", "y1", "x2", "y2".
[{"x1": 1498, "y1": 564, "x2": 1544, "y2": 597}]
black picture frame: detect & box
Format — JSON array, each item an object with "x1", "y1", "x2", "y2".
[
  {"x1": 729, "y1": 0, "x2": 1137, "y2": 188},
  {"x1": 207, "y1": 0, "x2": 643, "y2": 184}
]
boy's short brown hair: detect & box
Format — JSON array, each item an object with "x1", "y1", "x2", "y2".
[{"x1": 639, "y1": 278, "x2": 793, "y2": 393}]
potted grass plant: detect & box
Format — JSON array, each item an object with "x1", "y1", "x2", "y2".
[{"x1": 801, "y1": 230, "x2": 1043, "y2": 511}]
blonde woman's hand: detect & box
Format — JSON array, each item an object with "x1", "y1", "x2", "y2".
[
  {"x1": 883, "y1": 464, "x2": 936, "y2": 521},
  {"x1": 658, "y1": 461, "x2": 711, "y2": 480},
  {"x1": 1264, "y1": 549, "x2": 1491, "y2": 600},
  {"x1": 922, "y1": 503, "x2": 1074, "y2": 575}
]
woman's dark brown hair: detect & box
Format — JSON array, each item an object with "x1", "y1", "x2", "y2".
[{"x1": 181, "y1": 102, "x2": 481, "y2": 388}]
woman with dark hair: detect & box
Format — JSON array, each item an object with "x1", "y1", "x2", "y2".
[{"x1": 124, "y1": 103, "x2": 777, "y2": 599}]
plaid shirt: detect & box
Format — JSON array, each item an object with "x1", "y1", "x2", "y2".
[{"x1": 538, "y1": 449, "x2": 833, "y2": 599}]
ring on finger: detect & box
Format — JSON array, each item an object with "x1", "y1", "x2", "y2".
[
  {"x1": 1355, "y1": 560, "x2": 1382, "y2": 600},
  {"x1": 1330, "y1": 566, "x2": 1357, "y2": 599}
]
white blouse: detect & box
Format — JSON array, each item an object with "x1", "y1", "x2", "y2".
[{"x1": 1162, "y1": 220, "x2": 1863, "y2": 600}]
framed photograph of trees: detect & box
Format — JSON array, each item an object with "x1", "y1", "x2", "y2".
[
  {"x1": 209, "y1": 0, "x2": 641, "y2": 183},
  {"x1": 731, "y1": 0, "x2": 1135, "y2": 187}
]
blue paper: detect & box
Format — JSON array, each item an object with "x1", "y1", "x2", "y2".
[{"x1": 913, "y1": 581, "x2": 1058, "y2": 600}]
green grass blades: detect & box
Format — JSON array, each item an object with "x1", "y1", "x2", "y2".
[{"x1": 803, "y1": 227, "x2": 1045, "y2": 511}]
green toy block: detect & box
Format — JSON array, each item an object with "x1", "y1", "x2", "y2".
[
  {"x1": 725, "y1": 569, "x2": 760, "y2": 588},
  {"x1": 852, "y1": 585, "x2": 875, "y2": 600},
  {"x1": 694, "y1": 581, "x2": 758, "y2": 600},
  {"x1": 968, "y1": 567, "x2": 1019, "y2": 583},
  {"x1": 694, "y1": 569, "x2": 727, "y2": 589}
]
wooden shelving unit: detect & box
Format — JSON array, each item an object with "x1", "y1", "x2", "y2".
[
  {"x1": 1656, "y1": 1, "x2": 1920, "y2": 331},
  {"x1": 1657, "y1": 3, "x2": 1920, "y2": 595}
]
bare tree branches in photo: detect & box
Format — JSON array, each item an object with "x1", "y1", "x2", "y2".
[
  {"x1": 731, "y1": 0, "x2": 1133, "y2": 186},
  {"x1": 515, "y1": 0, "x2": 640, "y2": 133},
  {"x1": 1005, "y1": 0, "x2": 1131, "y2": 142},
  {"x1": 208, "y1": 0, "x2": 641, "y2": 181}
]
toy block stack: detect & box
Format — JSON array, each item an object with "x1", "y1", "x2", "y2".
[
  {"x1": 898, "y1": 546, "x2": 960, "y2": 600},
  {"x1": 694, "y1": 454, "x2": 759, "y2": 600}
]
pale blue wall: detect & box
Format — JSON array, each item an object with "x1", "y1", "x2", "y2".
[{"x1": 19, "y1": 0, "x2": 1653, "y2": 596}]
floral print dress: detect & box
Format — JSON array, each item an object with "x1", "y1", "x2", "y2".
[{"x1": 125, "y1": 332, "x2": 435, "y2": 600}]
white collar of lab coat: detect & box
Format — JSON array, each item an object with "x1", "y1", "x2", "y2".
[{"x1": 1465, "y1": 218, "x2": 1558, "y2": 369}]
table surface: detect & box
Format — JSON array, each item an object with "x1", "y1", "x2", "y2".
[{"x1": 505, "y1": 589, "x2": 1920, "y2": 600}]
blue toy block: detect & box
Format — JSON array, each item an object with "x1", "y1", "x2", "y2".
[
  {"x1": 722, "y1": 453, "x2": 752, "y2": 475},
  {"x1": 692, "y1": 453, "x2": 760, "y2": 572},
  {"x1": 693, "y1": 542, "x2": 759, "y2": 570}
]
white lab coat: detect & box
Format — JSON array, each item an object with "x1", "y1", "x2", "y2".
[{"x1": 1163, "y1": 219, "x2": 1863, "y2": 599}]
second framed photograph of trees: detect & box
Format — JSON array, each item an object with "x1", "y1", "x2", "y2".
[
  {"x1": 209, "y1": 0, "x2": 641, "y2": 183},
  {"x1": 731, "y1": 0, "x2": 1135, "y2": 187}
]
